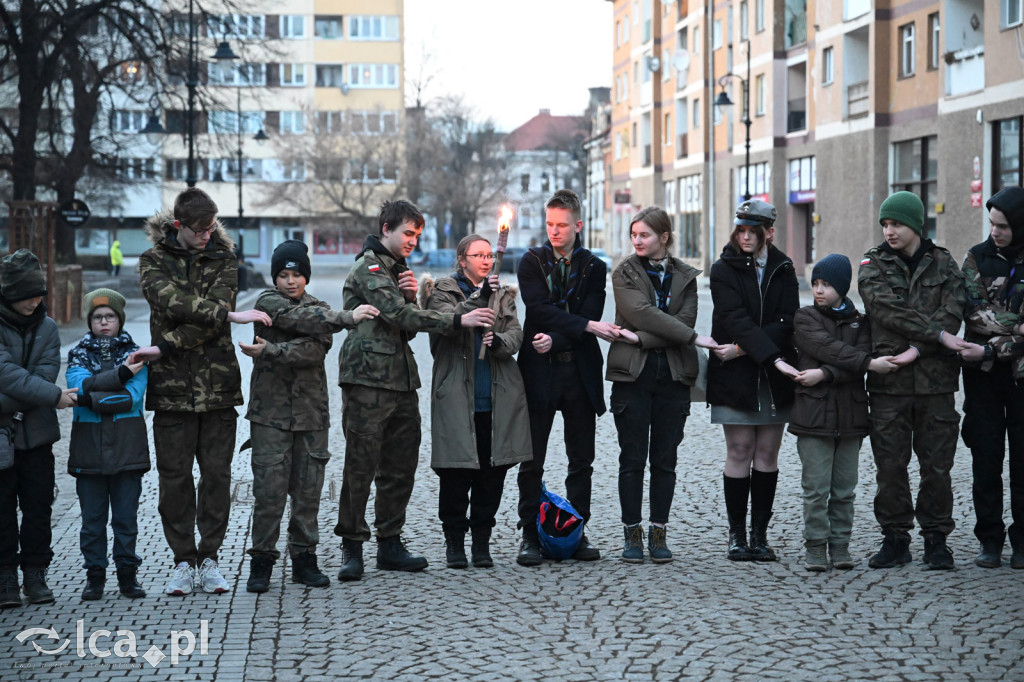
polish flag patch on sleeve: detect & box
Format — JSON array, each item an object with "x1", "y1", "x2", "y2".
[
  {"x1": 367, "y1": 264, "x2": 381, "y2": 272},
  {"x1": 860, "y1": 258, "x2": 871, "y2": 266}
]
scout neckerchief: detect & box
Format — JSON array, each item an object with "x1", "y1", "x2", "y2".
[
  {"x1": 642, "y1": 257, "x2": 672, "y2": 311},
  {"x1": 544, "y1": 243, "x2": 580, "y2": 312}
]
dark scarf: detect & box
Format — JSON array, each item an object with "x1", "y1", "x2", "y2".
[
  {"x1": 641, "y1": 257, "x2": 673, "y2": 310},
  {"x1": 542, "y1": 242, "x2": 583, "y2": 310},
  {"x1": 816, "y1": 297, "x2": 860, "y2": 321},
  {"x1": 0, "y1": 299, "x2": 47, "y2": 332},
  {"x1": 359, "y1": 234, "x2": 408, "y2": 280},
  {"x1": 67, "y1": 331, "x2": 138, "y2": 374}
]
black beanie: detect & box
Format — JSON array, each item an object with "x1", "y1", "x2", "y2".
[
  {"x1": 271, "y1": 240, "x2": 311, "y2": 282},
  {"x1": 0, "y1": 249, "x2": 47, "y2": 303},
  {"x1": 811, "y1": 253, "x2": 852, "y2": 298},
  {"x1": 987, "y1": 187, "x2": 1024, "y2": 244}
]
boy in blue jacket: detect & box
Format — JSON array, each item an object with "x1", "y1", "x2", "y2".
[{"x1": 66, "y1": 289, "x2": 149, "y2": 600}]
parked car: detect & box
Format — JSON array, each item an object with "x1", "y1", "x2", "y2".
[
  {"x1": 591, "y1": 249, "x2": 613, "y2": 269},
  {"x1": 417, "y1": 249, "x2": 457, "y2": 272},
  {"x1": 500, "y1": 246, "x2": 528, "y2": 273}
]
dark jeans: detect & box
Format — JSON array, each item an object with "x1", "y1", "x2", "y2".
[
  {"x1": 436, "y1": 412, "x2": 511, "y2": 534},
  {"x1": 611, "y1": 352, "x2": 690, "y2": 525},
  {"x1": 77, "y1": 472, "x2": 143, "y2": 570},
  {"x1": 518, "y1": 361, "x2": 596, "y2": 525},
  {"x1": 962, "y1": 365, "x2": 1024, "y2": 549},
  {"x1": 0, "y1": 445, "x2": 55, "y2": 568}
]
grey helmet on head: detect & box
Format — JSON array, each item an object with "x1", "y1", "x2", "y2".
[{"x1": 734, "y1": 199, "x2": 777, "y2": 226}]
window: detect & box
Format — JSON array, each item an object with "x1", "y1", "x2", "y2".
[
  {"x1": 316, "y1": 111, "x2": 344, "y2": 134},
  {"x1": 615, "y1": 20, "x2": 620, "y2": 47},
  {"x1": 632, "y1": 122, "x2": 638, "y2": 147},
  {"x1": 280, "y1": 111, "x2": 305, "y2": 134},
  {"x1": 315, "y1": 65, "x2": 344, "y2": 88},
  {"x1": 676, "y1": 97, "x2": 689, "y2": 159},
  {"x1": 348, "y1": 63, "x2": 398, "y2": 89},
  {"x1": 899, "y1": 23, "x2": 915, "y2": 78},
  {"x1": 208, "y1": 14, "x2": 264, "y2": 39},
  {"x1": 633, "y1": 61, "x2": 639, "y2": 85},
  {"x1": 713, "y1": 19, "x2": 723, "y2": 50},
  {"x1": 679, "y1": 174, "x2": 702, "y2": 258},
  {"x1": 738, "y1": 161, "x2": 771, "y2": 200},
  {"x1": 349, "y1": 15, "x2": 399, "y2": 40},
  {"x1": 166, "y1": 158, "x2": 208, "y2": 182},
  {"x1": 740, "y1": 1, "x2": 749, "y2": 40},
  {"x1": 209, "y1": 111, "x2": 266, "y2": 134},
  {"x1": 282, "y1": 160, "x2": 306, "y2": 181},
  {"x1": 994, "y1": 116, "x2": 1022, "y2": 190},
  {"x1": 822, "y1": 47, "x2": 834, "y2": 85},
  {"x1": 281, "y1": 63, "x2": 306, "y2": 87},
  {"x1": 663, "y1": 48, "x2": 671, "y2": 82},
  {"x1": 209, "y1": 63, "x2": 266, "y2": 86},
  {"x1": 693, "y1": 26, "x2": 700, "y2": 54},
  {"x1": 892, "y1": 136, "x2": 938, "y2": 239},
  {"x1": 755, "y1": 74, "x2": 766, "y2": 115},
  {"x1": 756, "y1": 0, "x2": 765, "y2": 32},
  {"x1": 314, "y1": 16, "x2": 343, "y2": 39},
  {"x1": 112, "y1": 110, "x2": 145, "y2": 133},
  {"x1": 119, "y1": 62, "x2": 145, "y2": 85},
  {"x1": 693, "y1": 97, "x2": 701, "y2": 129},
  {"x1": 927, "y1": 14, "x2": 940, "y2": 70},
  {"x1": 663, "y1": 112, "x2": 671, "y2": 145},
  {"x1": 1003, "y1": 0, "x2": 1023, "y2": 28},
  {"x1": 117, "y1": 158, "x2": 155, "y2": 181},
  {"x1": 281, "y1": 15, "x2": 304, "y2": 38}
]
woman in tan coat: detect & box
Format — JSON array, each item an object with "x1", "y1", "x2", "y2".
[
  {"x1": 608, "y1": 206, "x2": 720, "y2": 563},
  {"x1": 422, "y1": 235, "x2": 532, "y2": 568}
]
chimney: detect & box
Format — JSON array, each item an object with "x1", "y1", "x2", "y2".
[{"x1": 539, "y1": 108, "x2": 551, "y2": 116}]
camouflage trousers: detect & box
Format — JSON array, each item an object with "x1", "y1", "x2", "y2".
[
  {"x1": 248, "y1": 424, "x2": 330, "y2": 560},
  {"x1": 869, "y1": 393, "x2": 959, "y2": 542},
  {"x1": 153, "y1": 409, "x2": 236, "y2": 566},
  {"x1": 334, "y1": 385, "x2": 421, "y2": 542}
]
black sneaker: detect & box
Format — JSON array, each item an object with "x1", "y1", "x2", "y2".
[
  {"x1": 974, "y1": 543, "x2": 1002, "y2": 569},
  {"x1": 376, "y1": 536, "x2": 428, "y2": 572},
  {"x1": 246, "y1": 555, "x2": 274, "y2": 593},
  {"x1": 516, "y1": 527, "x2": 542, "y2": 567},
  {"x1": 924, "y1": 534, "x2": 955, "y2": 570},
  {"x1": 338, "y1": 539, "x2": 364, "y2": 581},
  {"x1": 573, "y1": 534, "x2": 600, "y2": 561},
  {"x1": 869, "y1": 532, "x2": 912, "y2": 569},
  {"x1": 22, "y1": 567, "x2": 54, "y2": 604},
  {"x1": 82, "y1": 568, "x2": 105, "y2": 601},
  {"x1": 291, "y1": 552, "x2": 330, "y2": 587}
]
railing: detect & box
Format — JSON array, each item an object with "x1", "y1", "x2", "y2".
[{"x1": 847, "y1": 80, "x2": 869, "y2": 118}]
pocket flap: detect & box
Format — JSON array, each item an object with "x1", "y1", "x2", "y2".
[{"x1": 359, "y1": 338, "x2": 397, "y2": 355}]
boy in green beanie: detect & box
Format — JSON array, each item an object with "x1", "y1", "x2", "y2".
[{"x1": 858, "y1": 190, "x2": 981, "y2": 570}]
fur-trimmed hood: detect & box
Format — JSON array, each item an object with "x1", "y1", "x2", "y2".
[{"x1": 143, "y1": 210, "x2": 235, "y2": 251}]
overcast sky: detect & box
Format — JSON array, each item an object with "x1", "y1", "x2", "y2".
[{"x1": 404, "y1": 0, "x2": 614, "y2": 132}]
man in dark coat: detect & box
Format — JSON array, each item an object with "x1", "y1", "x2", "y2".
[{"x1": 515, "y1": 189, "x2": 622, "y2": 565}]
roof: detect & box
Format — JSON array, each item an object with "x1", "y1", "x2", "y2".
[{"x1": 503, "y1": 110, "x2": 588, "y2": 153}]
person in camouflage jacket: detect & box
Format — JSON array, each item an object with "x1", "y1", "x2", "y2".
[
  {"x1": 333, "y1": 200, "x2": 495, "y2": 581},
  {"x1": 133, "y1": 187, "x2": 271, "y2": 596},
  {"x1": 959, "y1": 187, "x2": 1024, "y2": 569},
  {"x1": 239, "y1": 240, "x2": 378, "y2": 592},
  {"x1": 857, "y1": 190, "x2": 978, "y2": 571}
]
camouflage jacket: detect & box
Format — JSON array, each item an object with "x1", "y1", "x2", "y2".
[
  {"x1": 246, "y1": 288, "x2": 359, "y2": 431},
  {"x1": 139, "y1": 211, "x2": 242, "y2": 412},
  {"x1": 962, "y1": 238, "x2": 1024, "y2": 377},
  {"x1": 857, "y1": 240, "x2": 965, "y2": 395},
  {"x1": 338, "y1": 235, "x2": 458, "y2": 391}
]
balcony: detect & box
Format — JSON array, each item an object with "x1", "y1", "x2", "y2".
[
  {"x1": 787, "y1": 97, "x2": 806, "y2": 133},
  {"x1": 945, "y1": 45, "x2": 985, "y2": 96},
  {"x1": 643, "y1": 144, "x2": 652, "y2": 167},
  {"x1": 846, "y1": 81, "x2": 869, "y2": 118},
  {"x1": 676, "y1": 133, "x2": 688, "y2": 159}
]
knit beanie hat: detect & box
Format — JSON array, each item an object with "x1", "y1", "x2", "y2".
[
  {"x1": 0, "y1": 249, "x2": 47, "y2": 303},
  {"x1": 987, "y1": 187, "x2": 1024, "y2": 241},
  {"x1": 84, "y1": 288, "x2": 127, "y2": 330},
  {"x1": 811, "y1": 253, "x2": 853, "y2": 298},
  {"x1": 271, "y1": 240, "x2": 311, "y2": 282},
  {"x1": 879, "y1": 191, "x2": 925, "y2": 235}
]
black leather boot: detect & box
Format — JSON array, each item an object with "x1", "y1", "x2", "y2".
[
  {"x1": 339, "y1": 539, "x2": 364, "y2": 581},
  {"x1": 471, "y1": 528, "x2": 493, "y2": 568},
  {"x1": 973, "y1": 543, "x2": 1001, "y2": 569},
  {"x1": 246, "y1": 555, "x2": 274, "y2": 593},
  {"x1": 749, "y1": 513, "x2": 778, "y2": 562},
  {"x1": 291, "y1": 552, "x2": 330, "y2": 587},
  {"x1": 22, "y1": 566, "x2": 54, "y2": 604},
  {"x1": 116, "y1": 566, "x2": 146, "y2": 599},
  {"x1": 82, "y1": 568, "x2": 105, "y2": 601},
  {"x1": 516, "y1": 524, "x2": 542, "y2": 567},
  {"x1": 444, "y1": 531, "x2": 468, "y2": 568},
  {"x1": 724, "y1": 475, "x2": 752, "y2": 561},
  {"x1": 376, "y1": 535, "x2": 428, "y2": 572}
]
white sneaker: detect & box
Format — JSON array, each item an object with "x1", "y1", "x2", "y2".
[
  {"x1": 165, "y1": 562, "x2": 195, "y2": 596},
  {"x1": 197, "y1": 558, "x2": 230, "y2": 594}
]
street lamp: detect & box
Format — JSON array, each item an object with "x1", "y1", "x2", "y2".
[{"x1": 714, "y1": 39, "x2": 752, "y2": 201}]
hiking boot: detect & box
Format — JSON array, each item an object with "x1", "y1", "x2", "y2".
[
  {"x1": 22, "y1": 566, "x2": 54, "y2": 604},
  {"x1": 573, "y1": 533, "x2": 600, "y2": 561},
  {"x1": 804, "y1": 544, "x2": 828, "y2": 572},
  {"x1": 621, "y1": 524, "x2": 644, "y2": 563},
  {"x1": 197, "y1": 558, "x2": 230, "y2": 593},
  {"x1": 470, "y1": 528, "x2": 493, "y2": 568},
  {"x1": 165, "y1": 562, "x2": 195, "y2": 595},
  {"x1": 376, "y1": 536, "x2": 428, "y2": 572},
  {"x1": 516, "y1": 526, "x2": 542, "y2": 567},
  {"x1": 82, "y1": 568, "x2": 105, "y2": 601},
  {"x1": 246, "y1": 555, "x2": 274, "y2": 593},
  {"x1": 444, "y1": 531, "x2": 468, "y2": 569},
  {"x1": 749, "y1": 514, "x2": 778, "y2": 562},
  {"x1": 116, "y1": 566, "x2": 146, "y2": 599},
  {"x1": 291, "y1": 552, "x2": 329, "y2": 587},
  {"x1": 923, "y1": 534, "x2": 955, "y2": 570},
  {"x1": 869, "y1": 531, "x2": 912, "y2": 568},
  {"x1": 648, "y1": 525, "x2": 673, "y2": 564},
  {"x1": 338, "y1": 539, "x2": 364, "y2": 581},
  {"x1": 0, "y1": 567, "x2": 20, "y2": 608},
  {"x1": 829, "y1": 542, "x2": 856, "y2": 570},
  {"x1": 973, "y1": 543, "x2": 1002, "y2": 569}
]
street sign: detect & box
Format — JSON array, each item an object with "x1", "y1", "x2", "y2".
[{"x1": 59, "y1": 199, "x2": 90, "y2": 227}]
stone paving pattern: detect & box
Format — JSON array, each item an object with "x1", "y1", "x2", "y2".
[{"x1": 0, "y1": 270, "x2": 1022, "y2": 680}]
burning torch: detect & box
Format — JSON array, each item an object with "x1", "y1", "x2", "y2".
[{"x1": 478, "y1": 204, "x2": 514, "y2": 360}]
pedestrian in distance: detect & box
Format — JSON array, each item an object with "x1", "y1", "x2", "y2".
[
  {"x1": 858, "y1": 190, "x2": 981, "y2": 570},
  {"x1": 132, "y1": 187, "x2": 272, "y2": 596},
  {"x1": 239, "y1": 240, "x2": 379, "y2": 593},
  {"x1": 607, "y1": 206, "x2": 721, "y2": 563},
  {"x1": 707, "y1": 199, "x2": 800, "y2": 563},
  {"x1": 0, "y1": 249, "x2": 79, "y2": 608},
  {"x1": 515, "y1": 188, "x2": 623, "y2": 566},
  {"x1": 66, "y1": 288, "x2": 149, "y2": 601},
  {"x1": 787, "y1": 255, "x2": 898, "y2": 571},
  {"x1": 958, "y1": 186, "x2": 1024, "y2": 569},
  {"x1": 334, "y1": 200, "x2": 495, "y2": 581},
  {"x1": 421, "y1": 234, "x2": 532, "y2": 569},
  {"x1": 109, "y1": 240, "x2": 123, "y2": 277}
]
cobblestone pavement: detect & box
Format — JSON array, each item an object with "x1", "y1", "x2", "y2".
[{"x1": 1, "y1": 270, "x2": 1022, "y2": 680}]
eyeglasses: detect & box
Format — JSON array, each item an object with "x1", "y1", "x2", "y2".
[
  {"x1": 91, "y1": 314, "x2": 118, "y2": 324},
  {"x1": 465, "y1": 253, "x2": 496, "y2": 261},
  {"x1": 185, "y1": 221, "x2": 216, "y2": 236}
]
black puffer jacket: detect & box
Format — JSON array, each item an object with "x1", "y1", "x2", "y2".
[
  {"x1": 707, "y1": 243, "x2": 799, "y2": 412},
  {"x1": 0, "y1": 302, "x2": 62, "y2": 450}
]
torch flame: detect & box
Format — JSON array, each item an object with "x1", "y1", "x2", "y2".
[{"x1": 498, "y1": 205, "x2": 514, "y2": 232}]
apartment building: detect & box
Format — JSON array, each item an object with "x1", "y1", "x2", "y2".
[
  {"x1": 608, "y1": 0, "x2": 1024, "y2": 277},
  {"x1": 94, "y1": 0, "x2": 405, "y2": 265}
]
